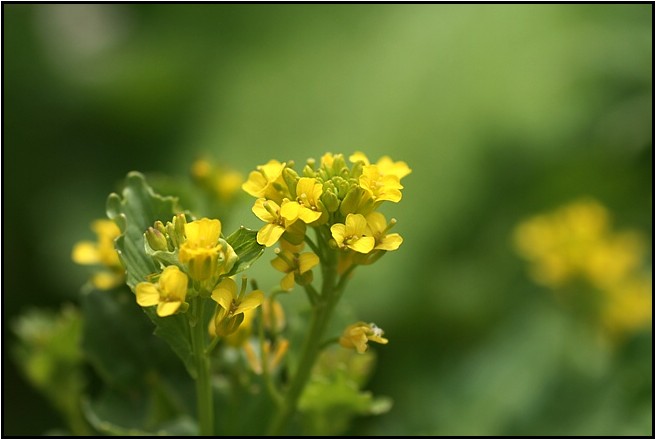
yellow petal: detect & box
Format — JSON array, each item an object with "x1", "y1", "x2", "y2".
[
  {"x1": 211, "y1": 278, "x2": 237, "y2": 310},
  {"x1": 296, "y1": 178, "x2": 317, "y2": 200},
  {"x1": 349, "y1": 236, "x2": 375, "y2": 254},
  {"x1": 257, "y1": 223, "x2": 286, "y2": 247},
  {"x1": 91, "y1": 219, "x2": 121, "y2": 238},
  {"x1": 259, "y1": 160, "x2": 285, "y2": 180},
  {"x1": 376, "y1": 233, "x2": 403, "y2": 251},
  {"x1": 185, "y1": 218, "x2": 221, "y2": 248},
  {"x1": 330, "y1": 224, "x2": 346, "y2": 245},
  {"x1": 365, "y1": 212, "x2": 387, "y2": 236},
  {"x1": 157, "y1": 300, "x2": 182, "y2": 317},
  {"x1": 280, "y1": 201, "x2": 301, "y2": 222},
  {"x1": 271, "y1": 255, "x2": 292, "y2": 273},
  {"x1": 298, "y1": 252, "x2": 320, "y2": 274},
  {"x1": 345, "y1": 213, "x2": 368, "y2": 235},
  {"x1": 280, "y1": 238, "x2": 305, "y2": 253},
  {"x1": 92, "y1": 272, "x2": 123, "y2": 290},
  {"x1": 280, "y1": 272, "x2": 295, "y2": 290},
  {"x1": 348, "y1": 151, "x2": 370, "y2": 165},
  {"x1": 376, "y1": 156, "x2": 412, "y2": 179},
  {"x1": 252, "y1": 198, "x2": 277, "y2": 222},
  {"x1": 159, "y1": 266, "x2": 188, "y2": 301},
  {"x1": 72, "y1": 241, "x2": 100, "y2": 264},
  {"x1": 236, "y1": 290, "x2": 264, "y2": 313},
  {"x1": 297, "y1": 207, "x2": 322, "y2": 224},
  {"x1": 242, "y1": 171, "x2": 269, "y2": 197},
  {"x1": 136, "y1": 282, "x2": 160, "y2": 307}
]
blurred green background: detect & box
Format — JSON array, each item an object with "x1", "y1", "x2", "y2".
[{"x1": 3, "y1": 4, "x2": 652, "y2": 436}]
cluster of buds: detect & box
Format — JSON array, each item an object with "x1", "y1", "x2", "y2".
[{"x1": 243, "y1": 152, "x2": 411, "y2": 282}]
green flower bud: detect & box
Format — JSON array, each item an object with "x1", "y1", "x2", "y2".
[
  {"x1": 145, "y1": 227, "x2": 169, "y2": 251},
  {"x1": 321, "y1": 189, "x2": 340, "y2": 213},
  {"x1": 340, "y1": 187, "x2": 373, "y2": 216},
  {"x1": 283, "y1": 167, "x2": 300, "y2": 199},
  {"x1": 215, "y1": 311, "x2": 245, "y2": 337}
]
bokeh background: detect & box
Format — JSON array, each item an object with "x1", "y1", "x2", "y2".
[{"x1": 3, "y1": 4, "x2": 653, "y2": 436}]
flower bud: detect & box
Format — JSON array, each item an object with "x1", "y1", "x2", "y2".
[
  {"x1": 145, "y1": 227, "x2": 169, "y2": 251},
  {"x1": 282, "y1": 167, "x2": 300, "y2": 199},
  {"x1": 321, "y1": 189, "x2": 340, "y2": 213}
]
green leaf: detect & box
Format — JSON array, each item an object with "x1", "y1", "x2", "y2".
[
  {"x1": 106, "y1": 171, "x2": 182, "y2": 289},
  {"x1": 106, "y1": 172, "x2": 195, "y2": 376},
  {"x1": 224, "y1": 226, "x2": 265, "y2": 276}
]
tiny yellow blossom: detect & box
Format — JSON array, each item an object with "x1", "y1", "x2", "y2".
[
  {"x1": 280, "y1": 177, "x2": 324, "y2": 224},
  {"x1": 349, "y1": 151, "x2": 412, "y2": 180},
  {"x1": 339, "y1": 321, "x2": 388, "y2": 353},
  {"x1": 242, "y1": 160, "x2": 287, "y2": 203},
  {"x1": 178, "y1": 218, "x2": 236, "y2": 281},
  {"x1": 72, "y1": 219, "x2": 124, "y2": 289},
  {"x1": 252, "y1": 198, "x2": 303, "y2": 247},
  {"x1": 135, "y1": 266, "x2": 188, "y2": 317},
  {"x1": 331, "y1": 214, "x2": 375, "y2": 254},
  {"x1": 359, "y1": 165, "x2": 403, "y2": 203},
  {"x1": 271, "y1": 249, "x2": 320, "y2": 290},
  {"x1": 365, "y1": 212, "x2": 403, "y2": 251},
  {"x1": 601, "y1": 275, "x2": 652, "y2": 338},
  {"x1": 211, "y1": 278, "x2": 264, "y2": 336}
]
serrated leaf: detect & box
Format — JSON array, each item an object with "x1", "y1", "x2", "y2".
[
  {"x1": 224, "y1": 226, "x2": 265, "y2": 276},
  {"x1": 105, "y1": 172, "x2": 195, "y2": 376}
]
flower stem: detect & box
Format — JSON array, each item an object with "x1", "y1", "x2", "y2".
[
  {"x1": 267, "y1": 245, "x2": 346, "y2": 435},
  {"x1": 190, "y1": 298, "x2": 214, "y2": 436}
]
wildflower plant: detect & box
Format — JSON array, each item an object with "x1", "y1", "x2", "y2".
[{"x1": 15, "y1": 152, "x2": 409, "y2": 436}]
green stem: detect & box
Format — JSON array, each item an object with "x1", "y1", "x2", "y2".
[
  {"x1": 190, "y1": 298, "x2": 214, "y2": 436},
  {"x1": 267, "y1": 247, "x2": 348, "y2": 435}
]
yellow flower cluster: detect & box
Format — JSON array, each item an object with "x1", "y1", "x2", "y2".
[
  {"x1": 72, "y1": 219, "x2": 125, "y2": 290},
  {"x1": 242, "y1": 152, "x2": 410, "y2": 280},
  {"x1": 513, "y1": 199, "x2": 651, "y2": 338},
  {"x1": 137, "y1": 215, "x2": 264, "y2": 325}
]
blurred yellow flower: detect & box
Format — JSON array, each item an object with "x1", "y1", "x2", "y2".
[
  {"x1": 135, "y1": 266, "x2": 188, "y2": 317},
  {"x1": 339, "y1": 322, "x2": 388, "y2": 353},
  {"x1": 72, "y1": 219, "x2": 124, "y2": 290},
  {"x1": 513, "y1": 198, "x2": 651, "y2": 341}
]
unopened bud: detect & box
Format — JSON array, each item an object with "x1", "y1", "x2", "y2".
[{"x1": 145, "y1": 227, "x2": 169, "y2": 251}]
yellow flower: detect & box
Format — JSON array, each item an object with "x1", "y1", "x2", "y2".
[
  {"x1": 178, "y1": 218, "x2": 237, "y2": 281},
  {"x1": 72, "y1": 219, "x2": 124, "y2": 289},
  {"x1": 365, "y1": 212, "x2": 403, "y2": 251},
  {"x1": 252, "y1": 198, "x2": 303, "y2": 247},
  {"x1": 339, "y1": 322, "x2": 388, "y2": 353},
  {"x1": 211, "y1": 278, "x2": 264, "y2": 336},
  {"x1": 271, "y1": 249, "x2": 320, "y2": 290},
  {"x1": 349, "y1": 151, "x2": 412, "y2": 179},
  {"x1": 330, "y1": 213, "x2": 375, "y2": 254},
  {"x1": 601, "y1": 275, "x2": 652, "y2": 339},
  {"x1": 242, "y1": 160, "x2": 287, "y2": 203},
  {"x1": 244, "y1": 338, "x2": 290, "y2": 375},
  {"x1": 280, "y1": 177, "x2": 324, "y2": 224},
  {"x1": 135, "y1": 266, "x2": 188, "y2": 317},
  {"x1": 359, "y1": 165, "x2": 403, "y2": 203}
]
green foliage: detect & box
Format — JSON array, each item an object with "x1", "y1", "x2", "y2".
[{"x1": 299, "y1": 347, "x2": 392, "y2": 435}]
